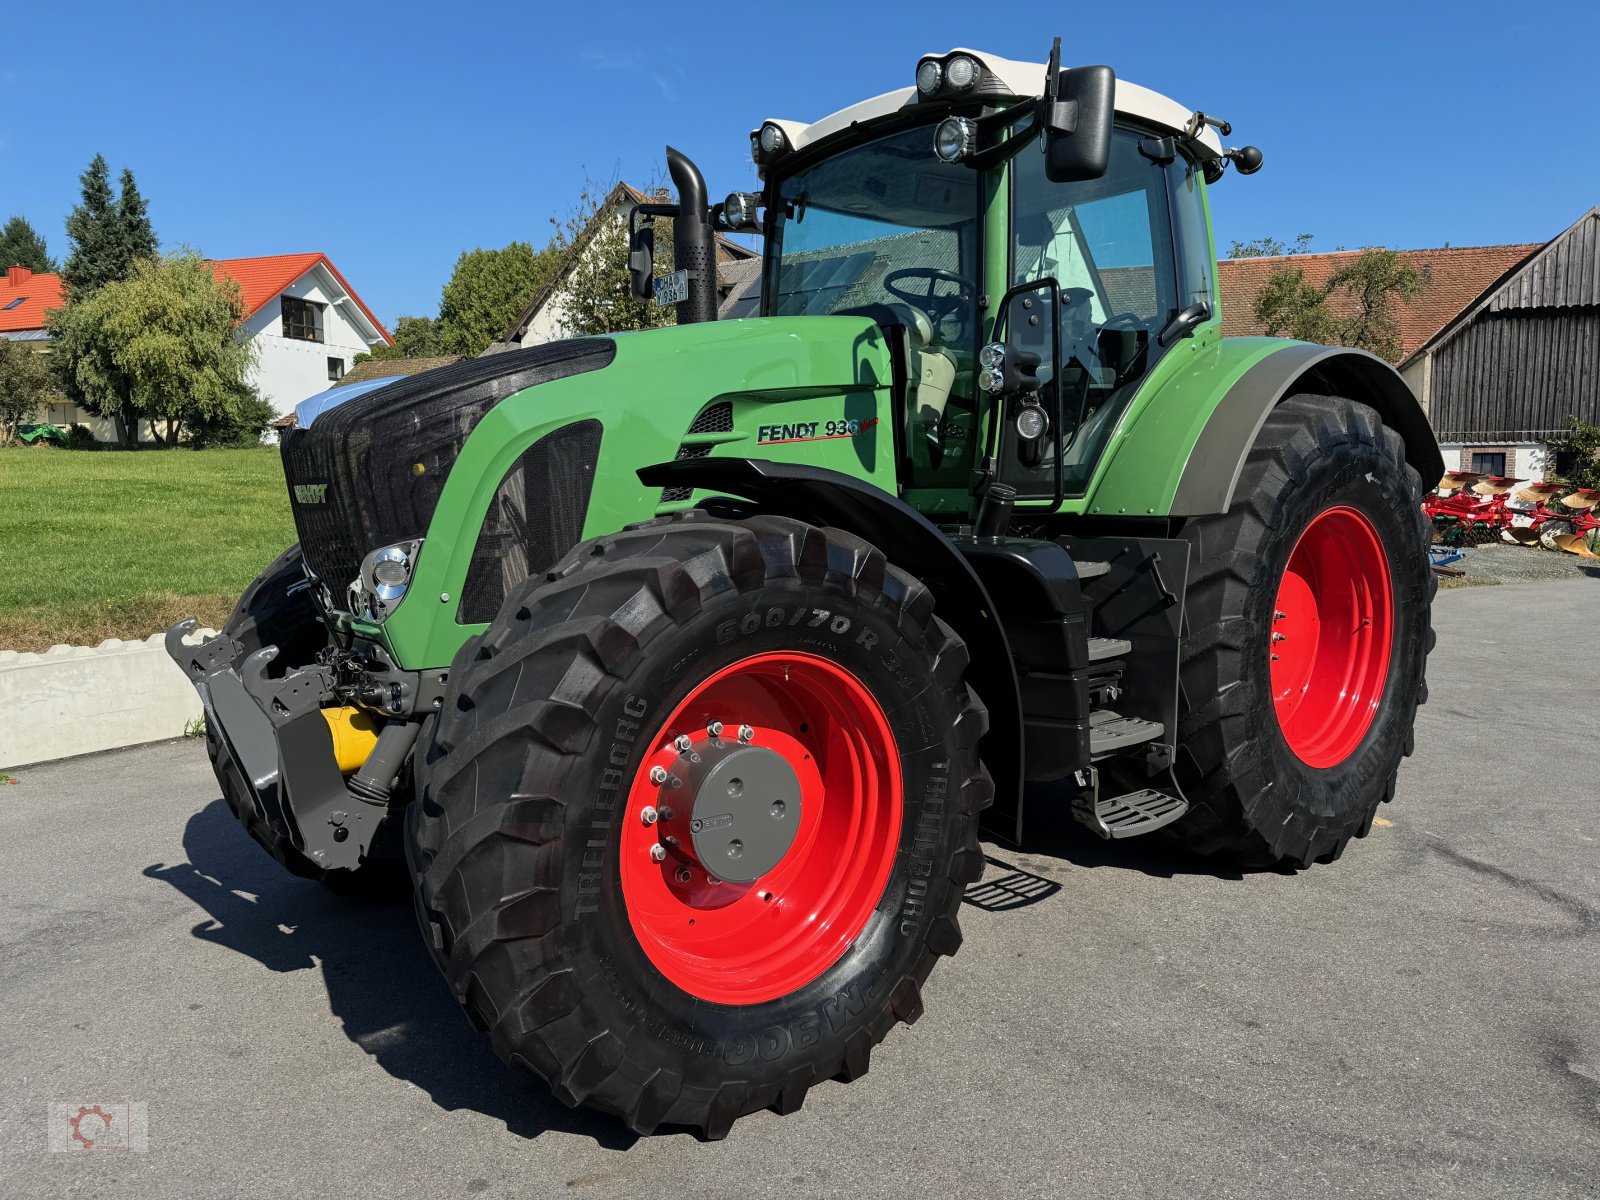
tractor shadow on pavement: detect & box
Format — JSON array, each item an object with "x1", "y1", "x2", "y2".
[{"x1": 143, "y1": 799, "x2": 640, "y2": 1151}]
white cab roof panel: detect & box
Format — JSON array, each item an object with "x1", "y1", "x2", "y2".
[{"x1": 764, "y1": 49, "x2": 1223, "y2": 157}]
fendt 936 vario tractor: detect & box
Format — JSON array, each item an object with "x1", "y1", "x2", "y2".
[{"x1": 168, "y1": 42, "x2": 1440, "y2": 1137}]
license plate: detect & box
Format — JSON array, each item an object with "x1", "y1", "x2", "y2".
[{"x1": 654, "y1": 269, "x2": 689, "y2": 307}]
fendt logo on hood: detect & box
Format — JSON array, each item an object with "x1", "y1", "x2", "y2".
[{"x1": 293, "y1": 483, "x2": 329, "y2": 504}]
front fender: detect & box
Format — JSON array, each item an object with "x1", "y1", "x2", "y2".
[
  {"x1": 1084, "y1": 337, "x2": 1445, "y2": 520},
  {"x1": 637, "y1": 457, "x2": 1024, "y2": 824}
]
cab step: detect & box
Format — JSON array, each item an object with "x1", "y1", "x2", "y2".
[
  {"x1": 1088, "y1": 709, "x2": 1163, "y2": 756},
  {"x1": 1087, "y1": 636, "x2": 1132, "y2": 662},
  {"x1": 1074, "y1": 787, "x2": 1190, "y2": 840}
]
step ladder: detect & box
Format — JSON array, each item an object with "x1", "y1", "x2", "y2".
[{"x1": 1070, "y1": 766, "x2": 1190, "y2": 840}]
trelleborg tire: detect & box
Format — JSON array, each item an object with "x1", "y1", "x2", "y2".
[
  {"x1": 1167, "y1": 396, "x2": 1435, "y2": 868},
  {"x1": 406, "y1": 510, "x2": 991, "y2": 1138},
  {"x1": 204, "y1": 543, "x2": 405, "y2": 897}
]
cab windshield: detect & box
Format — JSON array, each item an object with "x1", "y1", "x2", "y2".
[{"x1": 765, "y1": 124, "x2": 983, "y2": 485}]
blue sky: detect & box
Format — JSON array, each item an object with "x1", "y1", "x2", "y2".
[{"x1": 4, "y1": 1, "x2": 1596, "y2": 325}]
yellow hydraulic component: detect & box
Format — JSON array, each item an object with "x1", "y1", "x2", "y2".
[{"x1": 321, "y1": 706, "x2": 383, "y2": 773}]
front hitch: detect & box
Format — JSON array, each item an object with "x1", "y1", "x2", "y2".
[{"x1": 164, "y1": 618, "x2": 406, "y2": 873}]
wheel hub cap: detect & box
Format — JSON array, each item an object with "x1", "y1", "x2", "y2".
[{"x1": 661, "y1": 739, "x2": 802, "y2": 883}]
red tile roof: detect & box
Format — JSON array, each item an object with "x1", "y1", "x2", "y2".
[
  {"x1": 1, "y1": 255, "x2": 391, "y2": 344},
  {"x1": 1217, "y1": 244, "x2": 1542, "y2": 362},
  {"x1": 0, "y1": 266, "x2": 66, "y2": 333},
  {"x1": 212, "y1": 253, "x2": 392, "y2": 343}
]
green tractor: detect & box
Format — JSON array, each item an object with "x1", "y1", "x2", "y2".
[{"x1": 168, "y1": 41, "x2": 1439, "y2": 1138}]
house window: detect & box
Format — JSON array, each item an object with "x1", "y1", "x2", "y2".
[
  {"x1": 327, "y1": 357, "x2": 345, "y2": 382},
  {"x1": 281, "y1": 296, "x2": 324, "y2": 342},
  {"x1": 1470, "y1": 452, "x2": 1507, "y2": 477}
]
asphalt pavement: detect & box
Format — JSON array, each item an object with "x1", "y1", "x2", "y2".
[{"x1": 2, "y1": 579, "x2": 1596, "y2": 1199}]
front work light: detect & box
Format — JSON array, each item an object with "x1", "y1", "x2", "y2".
[
  {"x1": 1015, "y1": 402, "x2": 1049, "y2": 440},
  {"x1": 759, "y1": 123, "x2": 787, "y2": 155},
  {"x1": 723, "y1": 192, "x2": 760, "y2": 231},
  {"x1": 979, "y1": 342, "x2": 1005, "y2": 369},
  {"x1": 933, "y1": 116, "x2": 978, "y2": 163},
  {"x1": 916, "y1": 59, "x2": 943, "y2": 95},
  {"x1": 944, "y1": 54, "x2": 979, "y2": 90}
]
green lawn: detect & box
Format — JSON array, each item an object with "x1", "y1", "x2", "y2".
[{"x1": 0, "y1": 447, "x2": 295, "y2": 650}]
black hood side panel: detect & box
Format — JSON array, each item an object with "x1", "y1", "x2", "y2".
[{"x1": 280, "y1": 339, "x2": 616, "y2": 594}]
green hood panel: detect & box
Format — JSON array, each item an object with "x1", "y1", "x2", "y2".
[{"x1": 381, "y1": 317, "x2": 898, "y2": 667}]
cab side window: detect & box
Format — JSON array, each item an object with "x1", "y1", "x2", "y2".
[{"x1": 1005, "y1": 130, "x2": 1183, "y2": 496}]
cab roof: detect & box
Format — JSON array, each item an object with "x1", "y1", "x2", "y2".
[{"x1": 757, "y1": 48, "x2": 1224, "y2": 162}]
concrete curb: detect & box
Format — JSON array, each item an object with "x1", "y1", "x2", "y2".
[{"x1": 0, "y1": 628, "x2": 218, "y2": 770}]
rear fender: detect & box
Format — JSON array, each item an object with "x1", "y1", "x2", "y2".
[{"x1": 1085, "y1": 339, "x2": 1445, "y2": 520}]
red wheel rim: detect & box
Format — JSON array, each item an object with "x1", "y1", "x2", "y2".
[
  {"x1": 619, "y1": 651, "x2": 902, "y2": 1005},
  {"x1": 1270, "y1": 506, "x2": 1395, "y2": 768}
]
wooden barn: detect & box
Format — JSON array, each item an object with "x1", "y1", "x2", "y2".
[{"x1": 1401, "y1": 208, "x2": 1600, "y2": 479}]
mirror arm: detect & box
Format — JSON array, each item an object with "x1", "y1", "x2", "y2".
[{"x1": 1157, "y1": 299, "x2": 1212, "y2": 347}]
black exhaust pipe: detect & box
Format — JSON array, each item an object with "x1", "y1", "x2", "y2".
[{"x1": 666, "y1": 145, "x2": 718, "y2": 325}]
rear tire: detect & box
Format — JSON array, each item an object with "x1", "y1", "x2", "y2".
[
  {"x1": 407, "y1": 511, "x2": 991, "y2": 1137},
  {"x1": 1168, "y1": 396, "x2": 1435, "y2": 868},
  {"x1": 205, "y1": 544, "x2": 405, "y2": 898}
]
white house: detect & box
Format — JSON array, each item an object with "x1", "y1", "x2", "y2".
[
  {"x1": 213, "y1": 253, "x2": 392, "y2": 417},
  {"x1": 497, "y1": 183, "x2": 758, "y2": 350},
  {"x1": 0, "y1": 253, "x2": 391, "y2": 438}
]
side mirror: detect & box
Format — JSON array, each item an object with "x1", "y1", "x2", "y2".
[
  {"x1": 627, "y1": 209, "x2": 656, "y2": 300},
  {"x1": 1043, "y1": 65, "x2": 1115, "y2": 183}
]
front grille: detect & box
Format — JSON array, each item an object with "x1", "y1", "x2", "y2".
[
  {"x1": 458, "y1": 420, "x2": 604, "y2": 623},
  {"x1": 280, "y1": 338, "x2": 615, "y2": 594}
]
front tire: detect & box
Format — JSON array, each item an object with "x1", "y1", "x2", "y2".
[
  {"x1": 1169, "y1": 396, "x2": 1435, "y2": 868},
  {"x1": 407, "y1": 511, "x2": 991, "y2": 1137}
]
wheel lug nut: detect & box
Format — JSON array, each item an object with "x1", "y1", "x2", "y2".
[
  {"x1": 649, "y1": 844, "x2": 667, "y2": 863},
  {"x1": 737, "y1": 724, "x2": 754, "y2": 743},
  {"x1": 706, "y1": 720, "x2": 724, "y2": 738},
  {"x1": 640, "y1": 806, "x2": 658, "y2": 826},
  {"x1": 649, "y1": 765, "x2": 668, "y2": 785},
  {"x1": 674, "y1": 866, "x2": 692, "y2": 884},
  {"x1": 1275, "y1": 610, "x2": 1288, "y2": 620},
  {"x1": 674, "y1": 734, "x2": 693, "y2": 753}
]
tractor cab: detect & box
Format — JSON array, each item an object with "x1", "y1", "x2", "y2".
[{"x1": 744, "y1": 45, "x2": 1254, "y2": 512}]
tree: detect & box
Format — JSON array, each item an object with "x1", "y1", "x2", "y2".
[
  {"x1": 1550, "y1": 418, "x2": 1600, "y2": 491},
  {"x1": 553, "y1": 178, "x2": 677, "y2": 337},
  {"x1": 47, "y1": 252, "x2": 257, "y2": 448},
  {"x1": 117, "y1": 168, "x2": 158, "y2": 263},
  {"x1": 436, "y1": 242, "x2": 562, "y2": 356},
  {"x1": 0, "y1": 217, "x2": 58, "y2": 273},
  {"x1": 355, "y1": 314, "x2": 443, "y2": 363},
  {"x1": 0, "y1": 339, "x2": 57, "y2": 444},
  {"x1": 61, "y1": 155, "x2": 158, "y2": 300},
  {"x1": 1228, "y1": 233, "x2": 1316, "y2": 259},
  {"x1": 1254, "y1": 246, "x2": 1424, "y2": 362}
]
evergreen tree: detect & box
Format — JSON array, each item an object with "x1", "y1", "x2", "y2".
[
  {"x1": 61, "y1": 155, "x2": 159, "y2": 300},
  {"x1": 0, "y1": 217, "x2": 57, "y2": 273},
  {"x1": 117, "y1": 168, "x2": 158, "y2": 262},
  {"x1": 61, "y1": 154, "x2": 120, "y2": 299}
]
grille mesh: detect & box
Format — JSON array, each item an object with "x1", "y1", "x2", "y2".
[
  {"x1": 458, "y1": 421, "x2": 604, "y2": 624},
  {"x1": 660, "y1": 402, "x2": 732, "y2": 503}
]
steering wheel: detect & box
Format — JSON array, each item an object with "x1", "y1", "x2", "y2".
[{"x1": 884, "y1": 268, "x2": 978, "y2": 326}]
